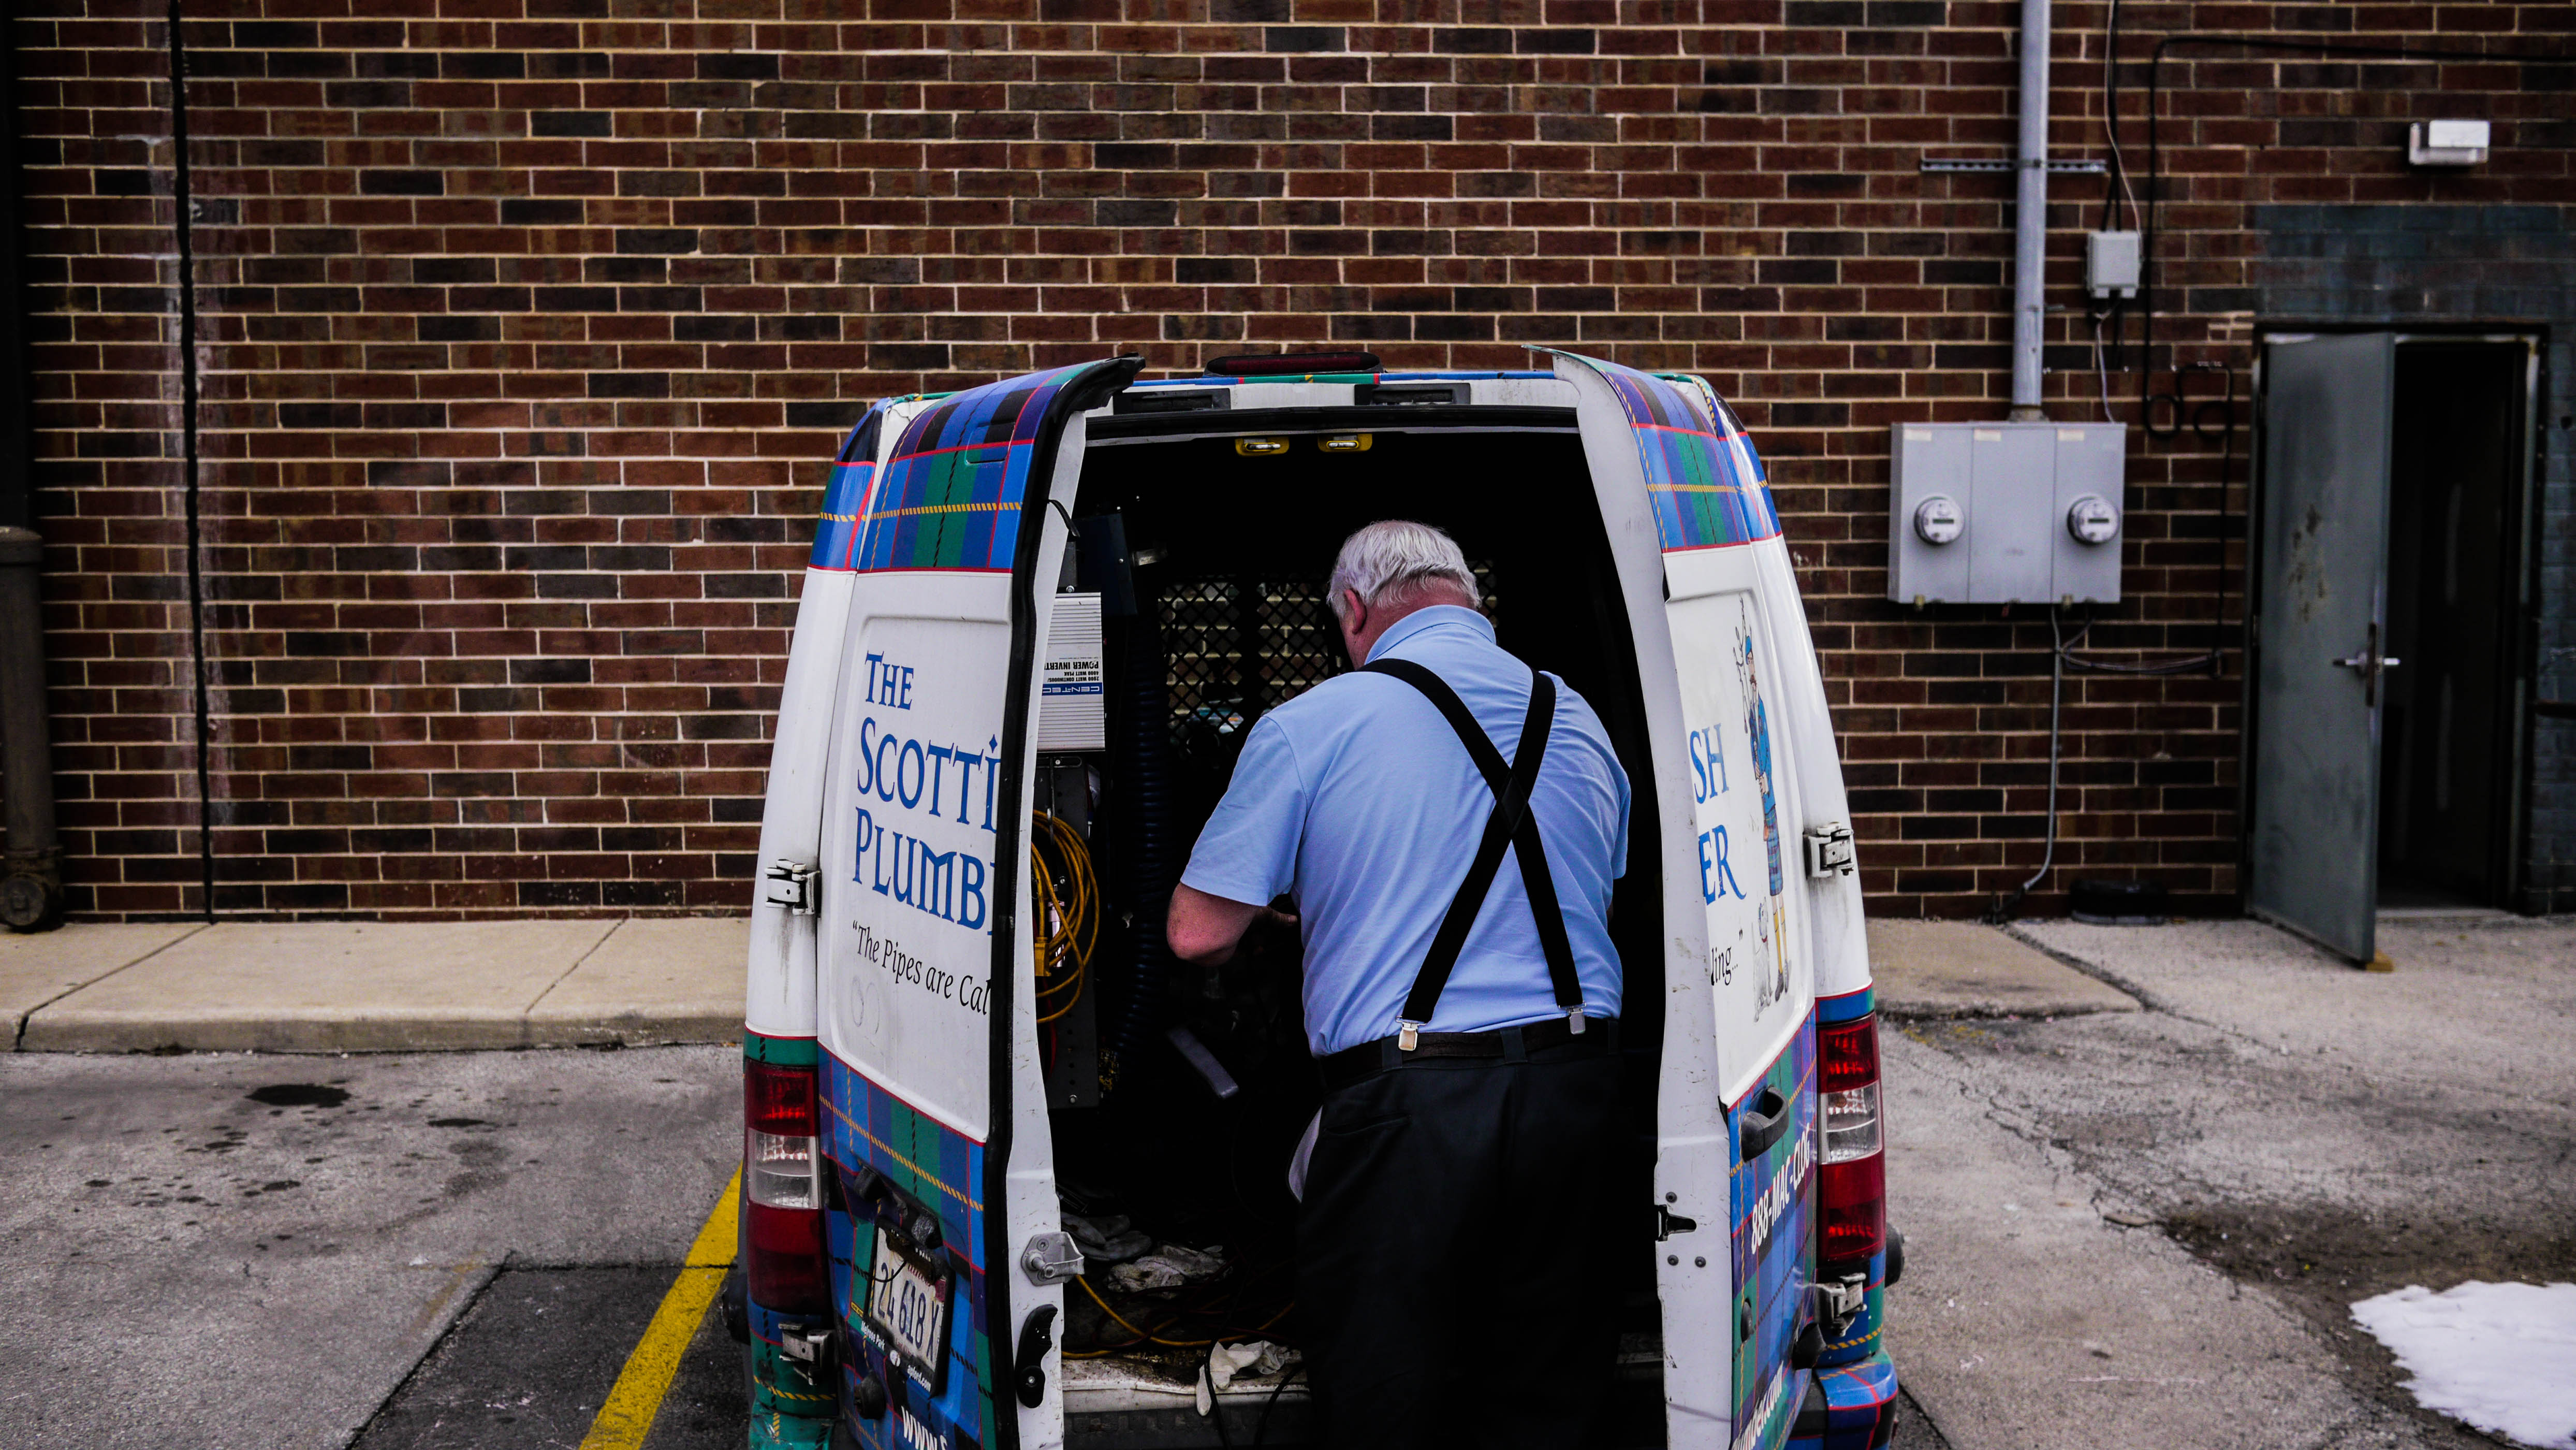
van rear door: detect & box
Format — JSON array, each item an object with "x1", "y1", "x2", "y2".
[
  {"x1": 1551, "y1": 352, "x2": 1817, "y2": 1450},
  {"x1": 815, "y1": 358, "x2": 1135, "y2": 1450}
]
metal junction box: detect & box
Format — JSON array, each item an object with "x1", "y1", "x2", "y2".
[{"x1": 1887, "y1": 422, "x2": 2127, "y2": 605}]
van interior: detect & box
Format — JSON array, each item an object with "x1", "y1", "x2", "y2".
[{"x1": 1027, "y1": 403, "x2": 1668, "y2": 1433}]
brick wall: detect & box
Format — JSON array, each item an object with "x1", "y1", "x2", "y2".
[{"x1": 14, "y1": 0, "x2": 2572, "y2": 919}]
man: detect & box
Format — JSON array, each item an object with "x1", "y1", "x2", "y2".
[{"x1": 1167, "y1": 519, "x2": 1631, "y2": 1448}]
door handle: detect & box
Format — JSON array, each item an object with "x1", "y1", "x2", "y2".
[
  {"x1": 1014, "y1": 1304, "x2": 1058, "y2": 1409},
  {"x1": 1738, "y1": 1085, "x2": 1792, "y2": 1161},
  {"x1": 2331, "y1": 625, "x2": 2399, "y2": 707}
]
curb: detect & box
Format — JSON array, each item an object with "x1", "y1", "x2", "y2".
[
  {"x1": 1876, "y1": 995, "x2": 2140, "y2": 1023},
  {"x1": 19, "y1": 1007, "x2": 743, "y2": 1054},
  {"x1": 4, "y1": 917, "x2": 750, "y2": 1054}
]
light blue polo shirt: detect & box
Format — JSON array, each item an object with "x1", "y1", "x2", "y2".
[{"x1": 1180, "y1": 605, "x2": 1629, "y2": 1056}]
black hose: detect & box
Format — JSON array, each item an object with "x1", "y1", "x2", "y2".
[
  {"x1": 1253, "y1": 1363, "x2": 1306, "y2": 1446},
  {"x1": 1988, "y1": 609, "x2": 2066, "y2": 924},
  {"x1": 1105, "y1": 603, "x2": 1178, "y2": 1075},
  {"x1": 1201, "y1": 1362, "x2": 1236, "y2": 1447}
]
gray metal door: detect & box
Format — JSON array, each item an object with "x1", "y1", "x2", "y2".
[{"x1": 2250, "y1": 332, "x2": 2395, "y2": 962}]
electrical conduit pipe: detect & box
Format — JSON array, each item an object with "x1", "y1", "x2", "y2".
[{"x1": 2010, "y1": 0, "x2": 2053, "y2": 422}]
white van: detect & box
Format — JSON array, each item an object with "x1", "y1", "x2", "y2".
[{"x1": 729, "y1": 351, "x2": 1902, "y2": 1450}]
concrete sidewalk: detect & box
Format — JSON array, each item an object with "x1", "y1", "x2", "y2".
[
  {"x1": 5, "y1": 912, "x2": 2125, "y2": 1054},
  {"x1": 1867, "y1": 918, "x2": 2142, "y2": 1019},
  {"x1": 2, "y1": 917, "x2": 748, "y2": 1053}
]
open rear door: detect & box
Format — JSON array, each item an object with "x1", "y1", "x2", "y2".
[
  {"x1": 815, "y1": 357, "x2": 1137, "y2": 1450},
  {"x1": 1550, "y1": 352, "x2": 1817, "y2": 1450},
  {"x1": 2250, "y1": 332, "x2": 2396, "y2": 963}
]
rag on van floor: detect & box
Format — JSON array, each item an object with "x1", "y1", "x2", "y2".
[{"x1": 2348, "y1": 1281, "x2": 2576, "y2": 1448}]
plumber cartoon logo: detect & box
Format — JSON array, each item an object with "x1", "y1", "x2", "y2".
[{"x1": 1736, "y1": 605, "x2": 1791, "y2": 1017}]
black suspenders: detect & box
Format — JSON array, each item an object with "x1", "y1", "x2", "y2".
[{"x1": 1359, "y1": 658, "x2": 1589, "y2": 1050}]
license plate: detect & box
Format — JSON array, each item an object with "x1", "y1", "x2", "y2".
[{"x1": 864, "y1": 1226, "x2": 950, "y2": 1374}]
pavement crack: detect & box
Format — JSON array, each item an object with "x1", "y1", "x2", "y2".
[
  {"x1": 1998, "y1": 923, "x2": 2280, "y2": 1051},
  {"x1": 12, "y1": 922, "x2": 217, "y2": 1051},
  {"x1": 1998, "y1": 923, "x2": 2174, "y2": 1011},
  {"x1": 520, "y1": 918, "x2": 626, "y2": 1017},
  {"x1": 343, "y1": 1251, "x2": 511, "y2": 1450}
]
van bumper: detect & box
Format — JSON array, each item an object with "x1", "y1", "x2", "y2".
[{"x1": 1787, "y1": 1351, "x2": 1900, "y2": 1449}]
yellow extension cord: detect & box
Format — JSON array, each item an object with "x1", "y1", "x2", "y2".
[{"x1": 1030, "y1": 811, "x2": 1098, "y2": 1024}]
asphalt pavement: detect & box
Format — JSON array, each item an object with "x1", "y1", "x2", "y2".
[
  {"x1": 350, "y1": 1262, "x2": 745, "y2": 1450},
  {"x1": 0, "y1": 1035, "x2": 1911, "y2": 1450},
  {"x1": 0, "y1": 1044, "x2": 740, "y2": 1450},
  {"x1": 8, "y1": 912, "x2": 2563, "y2": 1450},
  {"x1": 1884, "y1": 912, "x2": 2575, "y2": 1450}
]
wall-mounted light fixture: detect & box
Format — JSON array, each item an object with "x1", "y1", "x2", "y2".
[{"x1": 2409, "y1": 119, "x2": 2490, "y2": 167}]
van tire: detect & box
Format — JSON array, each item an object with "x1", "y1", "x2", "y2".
[{"x1": 722, "y1": 1261, "x2": 749, "y2": 1344}]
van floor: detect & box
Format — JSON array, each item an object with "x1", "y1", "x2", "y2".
[{"x1": 1046, "y1": 416, "x2": 1671, "y2": 1437}]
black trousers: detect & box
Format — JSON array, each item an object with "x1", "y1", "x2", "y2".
[{"x1": 1296, "y1": 1041, "x2": 1627, "y2": 1449}]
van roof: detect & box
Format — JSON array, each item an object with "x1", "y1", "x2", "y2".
[
  {"x1": 879, "y1": 367, "x2": 1735, "y2": 402},
  {"x1": 812, "y1": 359, "x2": 1777, "y2": 574},
  {"x1": 1133, "y1": 368, "x2": 1556, "y2": 386}
]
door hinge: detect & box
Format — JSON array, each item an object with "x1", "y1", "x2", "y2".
[
  {"x1": 1019, "y1": 1229, "x2": 1086, "y2": 1285},
  {"x1": 762, "y1": 858, "x2": 819, "y2": 916},
  {"x1": 1802, "y1": 823, "x2": 1856, "y2": 879}
]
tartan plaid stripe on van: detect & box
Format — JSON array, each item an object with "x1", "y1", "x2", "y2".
[
  {"x1": 1730, "y1": 1020, "x2": 1818, "y2": 1446},
  {"x1": 816, "y1": 363, "x2": 1780, "y2": 570},
  {"x1": 822, "y1": 1051, "x2": 996, "y2": 1450},
  {"x1": 810, "y1": 402, "x2": 890, "y2": 571},
  {"x1": 1578, "y1": 357, "x2": 1784, "y2": 552},
  {"x1": 841, "y1": 364, "x2": 1092, "y2": 574}
]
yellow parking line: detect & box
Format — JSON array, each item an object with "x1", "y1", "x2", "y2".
[{"x1": 578, "y1": 1168, "x2": 742, "y2": 1450}]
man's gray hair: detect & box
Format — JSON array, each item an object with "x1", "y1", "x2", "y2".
[{"x1": 1327, "y1": 520, "x2": 1480, "y2": 624}]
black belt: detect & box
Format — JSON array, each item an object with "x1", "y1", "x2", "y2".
[{"x1": 1319, "y1": 1016, "x2": 1619, "y2": 1092}]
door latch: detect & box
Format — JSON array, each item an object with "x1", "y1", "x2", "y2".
[
  {"x1": 2332, "y1": 624, "x2": 2401, "y2": 708},
  {"x1": 778, "y1": 1321, "x2": 835, "y2": 1368},
  {"x1": 1014, "y1": 1304, "x2": 1058, "y2": 1409},
  {"x1": 762, "y1": 858, "x2": 819, "y2": 916},
  {"x1": 1653, "y1": 1200, "x2": 1699, "y2": 1241},
  {"x1": 1019, "y1": 1229, "x2": 1086, "y2": 1285},
  {"x1": 1816, "y1": 1271, "x2": 1869, "y2": 1333},
  {"x1": 1802, "y1": 822, "x2": 1856, "y2": 879}
]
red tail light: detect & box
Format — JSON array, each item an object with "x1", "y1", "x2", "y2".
[
  {"x1": 745, "y1": 1058, "x2": 829, "y2": 1314},
  {"x1": 747, "y1": 1057, "x2": 818, "y2": 1140},
  {"x1": 1818, "y1": 1014, "x2": 1886, "y2": 1265}
]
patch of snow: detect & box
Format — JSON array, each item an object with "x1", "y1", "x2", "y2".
[{"x1": 2349, "y1": 1281, "x2": 2576, "y2": 1450}]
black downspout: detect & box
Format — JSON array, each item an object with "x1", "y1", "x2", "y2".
[
  {"x1": 167, "y1": 0, "x2": 212, "y2": 922},
  {"x1": 0, "y1": 23, "x2": 62, "y2": 930}
]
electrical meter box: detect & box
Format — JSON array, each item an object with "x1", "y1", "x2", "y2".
[{"x1": 1886, "y1": 421, "x2": 2126, "y2": 605}]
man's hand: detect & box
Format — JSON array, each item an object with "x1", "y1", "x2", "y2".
[{"x1": 1166, "y1": 883, "x2": 1296, "y2": 966}]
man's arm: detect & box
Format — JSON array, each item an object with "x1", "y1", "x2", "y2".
[
  {"x1": 1170, "y1": 713, "x2": 1306, "y2": 966},
  {"x1": 1166, "y1": 882, "x2": 1274, "y2": 966}
]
